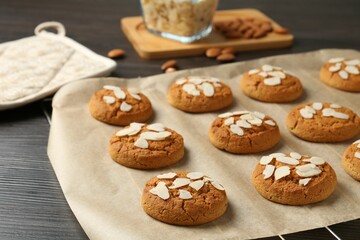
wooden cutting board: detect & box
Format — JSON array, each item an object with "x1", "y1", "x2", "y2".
[{"x1": 121, "y1": 8, "x2": 294, "y2": 59}]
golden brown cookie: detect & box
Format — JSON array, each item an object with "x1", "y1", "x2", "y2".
[
  {"x1": 89, "y1": 85, "x2": 153, "y2": 125},
  {"x1": 240, "y1": 65, "x2": 303, "y2": 102},
  {"x1": 109, "y1": 123, "x2": 184, "y2": 169},
  {"x1": 208, "y1": 111, "x2": 280, "y2": 154},
  {"x1": 252, "y1": 152, "x2": 337, "y2": 205},
  {"x1": 341, "y1": 140, "x2": 360, "y2": 181},
  {"x1": 286, "y1": 102, "x2": 360, "y2": 142},
  {"x1": 142, "y1": 171, "x2": 228, "y2": 225},
  {"x1": 320, "y1": 58, "x2": 360, "y2": 92},
  {"x1": 167, "y1": 76, "x2": 233, "y2": 113}
]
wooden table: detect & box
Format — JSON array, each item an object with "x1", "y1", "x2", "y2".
[{"x1": 0, "y1": 0, "x2": 359, "y2": 239}]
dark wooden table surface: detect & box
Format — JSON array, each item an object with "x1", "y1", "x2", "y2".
[{"x1": 0, "y1": 0, "x2": 359, "y2": 239}]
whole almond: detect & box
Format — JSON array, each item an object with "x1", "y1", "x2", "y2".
[
  {"x1": 243, "y1": 28, "x2": 255, "y2": 39},
  {"x1": 221, "y1": 47, "x2": 236, "y2": 54},
  {"x1": 217, "y1": 53, "x2": 235, "y2": 62},
  {"x1": 224, "y1": 30, "x2": 242, "y2": 39},
  {"x1": 206, "y1": 48, "x2": 222, "y2": 58},
  {"x1": 260, "y1": 23, "x2": 273, "y2": 32},
  {"x1": 274, "y1": 28, "x2": 289, "y2": 34},
  {"x1": 107, "y1": 49, "x2": 125, "y2": 58},
  {"x1": 253, "y1": 29, "x2": 267, "y2": 38},
  {"x1": 161, "y1": 60, "x2": 177, "y2": 71},
  {"x1": 165, "y1": 67, "x2": 176, "y2": 73}
]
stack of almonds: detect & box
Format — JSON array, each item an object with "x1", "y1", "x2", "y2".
[
  {"x1": 116, "y1": 123, "x2": 171, "y2": 149},
  {"x1": 214, "y1": 17, "x2": 288, "y2": 40},
  {"x1": 248, "y1": 64, "x2": 287, "y2": 86},
  {"x1": 149, "y1": 172, "x2": 225, "y2": 200},
  {"x1": 299, "y1": 102, "x2": 349, "y2": 120},
  {"x1": 260, "y1": 153, "x2": 325, "y2": 186},
  {"x1": 327, "y1": 58, "x2": 360, "y2": 79},
  {"x1": 175, "y1": 76, "x2": 221, "y2": 97},
  {"x1": 219, "y1": 111, "x2": 276, "y2": 136},
  {"x1": 102, "y1": 85, "x2": 141, "y2": 112},
  {"x1": 205, "y1": 47, "x2": 236, "y2": 62}
]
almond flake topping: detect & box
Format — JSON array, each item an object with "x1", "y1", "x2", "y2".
[
  {"x1": 332, "y1": 112, "x2": 349, "y2": 119},
  {"x1": 147, "y1": 123, "x2": 165, "y2": 132},
  {"x1": 186, "y1": 172, "x2": 204, "y2": 180},
  {"x1": 233, "y1": 110, "x2": 250, "y2": 115},
  {"x1": 260, "y1": 156, "x2": 274, "y2": 165},
  {"x1": 134, "y1": 137, "x2": 148, "y2": 148},
  {"x1": 329, "y1": 65, "x2": 341, "y2": 72},
  {"x1": 355, "y1": 152, "x2": 360, "y2": 159},
  {"x1": 230, "y1": 124, "x2": 244, "y2": 136},
  {"x1": 268, "y1": 71, "x2": 286, "y2": 79},
  {"x1": 253, "y1": 111, "x2": 266, "y2": 119},
  {"x1": 177, "y1": 76, "x2": 221, "y2": 97},
  {"x1": 218, "y1": 112, "x2": 233, "y2": 118},
  {"x1": 236, "y1": 119, "x2": 252, "y2": 128},
  {"x1": 322, "y1": 107, "x2": 349, "y2": 119},
  {"x1": 303, "y1": 156, "x2": 325, "y2": 165},
  {"x1": 140, "y1": 131, "x2": 171, "y2": 141},
  {"x1": 157, "y1": 172, "x2": 177, "y2": 179},
  {"x1": 130, "y1": 93, "x2": 141, "y2": 100},
  {"x1": 176, "y1": 78, "x2": 187, "y2": 85},
  {"x1": 329, "y1": 57, "x2": 345, "y2": 63},
  {"x1": 149, "y1": 182, "x2": 170, "y2": 200},
  {"x1": 211, "y1": 181, "x2": 225, "y2": 191},
  {"x1": 179, "y1": 190, "x2": 192, "y2": 199},
  {"x1": 113, "y1": 88, "x2": 126, "y2": 99},
  {"x1": 270, "y1": 153, "x2": 286, "y2": 158},
  {"x1": 299, "y1": 178, "x2": 312, "y2": 186},
  {"x1": 290, "y1": 152, "x2": 302, "y2": 160},
  {"x1": 312, "y1": 102, "x2": 323, "y2": 110},
  {"x1": 248, "y1": 69, "x2": 260, "y2": 75},
  {"x1": 258, "y1": 72, "x2": 268, "y2": 78},
  {"x1": 201, "y1": 82, "x2": 215, "y2": 97},
  {"x1": 276, "y1": 156, "x2": 300, "y2": 165},
  {"x1": 120, "y1": 102, "x2": 132, "y2": 112},
  {"x1": 345, "y1": 66, "x2": 359, "y2": 75},
  {"x1": 300, "y1": 108, "x2": 314, "y2": 119},
  {"x1": 247, "y1": 118, "x2": 263, "y2": 126},
  {"x1": 264, "y1": 77, "x2": 281, "y2": 86},
  {"x1": 103, "y1": 85, "x2": 119, "y2": 91},
  {"x1": 128, "y1": 87, "x2": 140, "y2": 94},
  {"x1": 263, "y1": 164, "x2": 275, "y2": 179},
  {"x1": 168, "y1": 178, "x2": 191, "y2": 189},
  {"x1": 262, "y1": 65, "x2": 274, "y2": 72},
  {"x1": 345, "y1": 59, "x2": 360, "y2": 66},
  {"x1": 330, "y1": 103, "x2": 341, "y2": 108},
  {"x1": 224, "y1": 117, "x2": 235, "y2": 126},
  {"x1": 264, "y1": 120, "x2": 276, "y2": 126},
  {"x1": 274, "y1": 166, "x2": 290, "y2": 180},
  {"x1": 189, "y1": 180, "x2": 204, "y2": 191},
  {"x1": 182, "y1": 83, "x2": 200, "y2": 96},
  {"x1": 296, "y1": 164, "x2": 322, "y2": 177},
  {"x1": 339, "y1": 70, "x2": 349, "y2": 80},
  {"x1": 103, "y1": 96, "x2": 115, "y2": 104},
  {"x1": 115, "y1": 122, "x2": 144, "y2": 136}
]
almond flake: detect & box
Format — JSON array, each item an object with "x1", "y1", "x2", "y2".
[
  {"x1": 355, "y1": 152, "x2": 360, "y2": 159},
  {"x1": 211, "y1": 181, "x2": 225, "y2": 191},
  {"x1": 322, "y1": 108, "x2": 335, "y2": 117},
  {"x1": 113, "y1": 88, "x2": 126, "y2": 99},
  {"x1": 268, "y1": 71, "x2": 286, "y2": 79},
  {"x1": 213, "y1": 83, "x2": 221, "y2": 87},
  {"x1": 189, "y1": 77, "x2": 205, "y2": 85},
  {"x1": 230, "y1": 124, "x2": 244, "y2": 136},
  {"x1": 248, "y1": 69, "x2": 260, "y2": 75},
  {"x1": 300, "y1": 108, "x2": 313, "y2": 119},
  {"x1": 299, "y1": 178, "x2": 312, "y2": 186},
  {"x1": 224, "y1": 117, "x2": 235, "y2": 126},
  {"x1": 274, "y1": 166, "x2": 290, "y2": 180},
  {"x1": 157, "y1": 172, "x2": 177, "y2": 179},
  {"x1": 303, "y1": 156, "x2": 325, "y2": 165},
  {"x1": 329, "y1": 65, "x2": 341, "y2": 72},
  {"x1": 147, "y1": 123, "x2": 165, "y2": 132},
  {"x1": 345, "y1": 59, "x2": 360, "y2": 66},
  {"x1": 233, "y1": 110, "x2": 250, "y2": 115},
  {"x1": 353, "y1": 139, "x2": 360, "y2": 145},
  {"x1": 187, "y1": 172, "x2": 204, "y2": 180},
  {"x1": 262, "y1": 65, "x2": 273, "y2": 72},
  {"x1": 328, "y1": 57, "x2": 345, "y2": 63},
  {"x1": 264, "y1": 120, "x2": 276, "y2": 126},
  {"x1": 332, "y1": 112, "x2": 349, "y2": 119},
  {"x1": 176, "y1": 78, "x2": 187, "y2": 85},
  {"x1": 263, "y1": 164, "x2": 275, "y2": 179},
  {"x1": 345, "y1": 65, "x2": 359, "y2": 75},
  {"x1": 290, "y1": 152, "x2": 302, "y2": 160},
  {"x1": 252, "y1": 111, "x2": 266, "y2": 120},
  {"x1": 179, "y1": 190, "x2": 192, "y2": 199},
  {"x1": 270, "y1": 153, "x2": 286, "y2": 158},
  {"x1": 127, "y1": 87, "x2": 140, "y2": 94},
  {"x1": 120, "y1": 102, "x2": 132, "y2": 112},
  {"x1": 130, "y1": 93, "x2": 141, "y2": 100},
  {"x1": 312, "y1": 102, "x2": 323, "y2": 110},
  {"x1": 189, "y1": 180, "x2": 204, "y2": 191},
  {"x1": 115, "y1": 123, "x2": 143, "y2": 136},
  {"x1": 296, "y1": 165, "x2": 322, "y2": 177},
  {"x1": 149, "y1": 181, "x2": 170, "y2": 200},
  {"x1": 236, "y1": 119, "x2": 252, "y2": 128},
  {"x1": 168, "y1": 178, "x2": 191, "y2": 189},
  {"x1": 247, "y1": 118, "x2": 263, "y2": 126},
  {"x1": 202, "y1": 82, "x2": 215, "y2": 97},
  {"x1": 258, "y1": 72, "x2": 268, "y2": 78},
  {"x1": 272, "y1": 66, "x2": 283, "y2": 70},
  {"x1": 103, "y1": 96, "x2": 115, "y2": 104},
  {"x1": 296, "y1": 163, "x2": 316, "y2": 172},
  {"x1": 207, "y1": 77, "x2": 220, "y2": 83},
  {"x1": 203, "y1": 177, "x2": 213, "y2": 182},
  {"x1": 330, "y1": 103, "x2": 341, "y2": 108},
  {"x1": 134, "y1": 137, "x2": 148, "y2": 148},
  {"x1": 264, "y1": 77, "x2": 281, "y2": 86},
  {"x1": 240, "y1": 114, "x2": 254, "y2": 120},
  {"x1": 218, "y1": 112, "x2": 233, "y2": 118},
  {"x1": 276, "y1": 156, "x2": 300, "y2": 165},
  {"x1": 182, "y1": 83, "x2": 196, "y2": 94},
  {"x1": 140, "y1": 131, "x2": 171, "y2": 141},
  {"x1": 260, "y1": 155, "x2": 274, "y2": 165},
  {"x1": 339, "y1": 70, "x2": 349, "y2": 79},
  {"x1": 305, "y1": 106, "x2": 316, "y2": 114},
  {"x1": 103, "y1": 85, "x2": 120, "y2": 91}
]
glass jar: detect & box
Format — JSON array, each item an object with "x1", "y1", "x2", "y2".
[{"x1": 140, "y1": 0, "x2": 218, "y2": 43}]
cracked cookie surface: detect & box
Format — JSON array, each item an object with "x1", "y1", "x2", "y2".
[
  {"x1": 342, "y1": 140, "x2": 360, "y2": 181},
  {"x1": 142, "y1": 171, "x2": 228, "y2": 225}
]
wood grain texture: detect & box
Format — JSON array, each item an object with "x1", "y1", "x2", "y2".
[{"x1": 0, "y1": 0, "x2": 359, "y2": 239}]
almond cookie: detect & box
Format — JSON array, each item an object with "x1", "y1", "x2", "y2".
[
  {"x1": 109, "y1": 123, "x2": 184, "y2": 169},
  {"x1": 320, "y1": 58, "x2": 360, "y2": 92},
  {"x1": 142, "y1": 171, "x2": 227, "y2": 225},
  {"x1": 240, "y1": 65, "x2": 303, "y2": 102},
  {"x1": 208, "y1": 111, "x2": 280, "y2": 153},
  {"x1": 286, "y1": 102, "x2": 360, "y2": 142},
  {"x1": 167, "y1": 76, "x2": 233, "y2": 112},
  {"x1": 252, "y1": 152, "x2": 337, "y2": 205},
  {"x1": 341, "y1": 140, "x2": 360, "y2": 181},
  {"x1": 89, "y1": 85, "x2": 153, "y2": 125}
]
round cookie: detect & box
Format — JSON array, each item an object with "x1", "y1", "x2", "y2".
[
  {"x1": 89, "y1": 85, "x2": 153, "y2": 125},
  {"x1": 286, "y1": 102, "x2": 360, "y2": 142},
  {"x1": 341, "y1": 139, "x2": 360, "y2": 181},
  {"x1": 208, "y1": 111, "x2": 280, "y2": 154},
  {"x1": 240, "y1": 65, "x2": 303, "y2": 102},
  {"x1": 320, "y1": 58, "x2": 360, "y2": 92},
  {"x1": 167, "y1": 76, "x2": 233, "y2": 113},
  {"x1": 252, "y1": 152, "x2": 337, "y2": 205},
  {"x1": 142, "y1": 171, "x2": 228, "y2": 225},
  {"x1": 109, "y1": 123, "x2": 184, "y2": 169}
]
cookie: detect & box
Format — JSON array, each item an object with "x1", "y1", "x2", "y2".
[
  {"x1": 240, "y1": 65, "x2": 303, "y2": 102},
  {"x1": 341, "y1": 139, "x2": 360, "y2": 181},
  {"x1": 109, "y1": 123, "x2": 184, "y2": 169},
  {"x1": 89, "y1": 85, "x2": 153, "y2": 125},
  {"x1": 320, "y1": 58, "x2": 360, "y2": 92},
  {"x1": 142, "y1": 171, "x2": 228, "y2": 225},
  {"x1": 167, "y1": 76, "x2": 233, "y2": 113},
  {"x1": 208, "y1": 111, "x2": 280, "y2": 153},
  {"x1": 252, "y1": 152, "x2": 337, "y2": 205},
  {"x1": 286, "y1": 102, "x2": 360, "y2": 142}
]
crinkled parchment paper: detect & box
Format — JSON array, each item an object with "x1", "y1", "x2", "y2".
[{"x1": 48, "y1": 49, "x2": 360, "y2": 240}]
